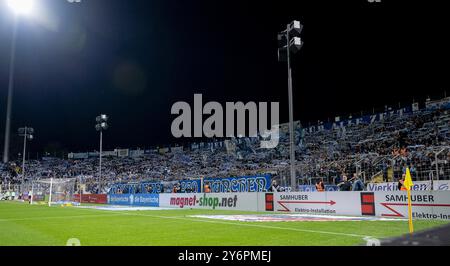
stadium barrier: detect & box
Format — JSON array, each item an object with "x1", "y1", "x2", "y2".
[
  {"x1": 266, "y1": 191, "x2": 450, "y2": 220},
  {"x1": 159, "y1": 193, "x2": 263, "y2": 211},
  {"x1": 73, "y1": 194, "x2": 107, "y2": 204},
  {"x1": 373, "y1": 191, "x2": 450, "y2": 220},
  {"x1": 105, "y1": 191, "x2": 450, "y2": 220}
]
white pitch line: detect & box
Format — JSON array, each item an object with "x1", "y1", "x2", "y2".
[
  {"x1": 117, "y1": 211, "x2": 373, "y2": 239},
  {"x1": 0, "y1": 213, "x2": 125, "y2": 222},
  {"x1": 63, "y1": 207, "x2": 375, "y2": 238}
]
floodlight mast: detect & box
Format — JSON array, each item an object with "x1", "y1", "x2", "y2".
[
  {"x1": 95, "y1": 114, "x2": 109, "y2": 192},
  {"x1": 278, "y1": 21, "x2": 303, "y2": 192},
  {"x1": 18, "y1": 127, "x2": 34, "y2": 184}
]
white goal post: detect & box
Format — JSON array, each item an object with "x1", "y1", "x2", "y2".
[{"x1": 31, "y1": 178, "x2": 77, "y2": 206}]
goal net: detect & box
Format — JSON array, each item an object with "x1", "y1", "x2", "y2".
[{"x1": 31, "y1": 178, "x2": 77, "y2": 206}]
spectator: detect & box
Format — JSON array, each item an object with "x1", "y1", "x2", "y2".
[
  {"x1": 204, "y1": 182, "x2": 211, "y2": 193},
  {"x1": 398, "y1": 176, "x2": 407, "y2": 191},
  {"x1": 315, "y1": 178, "x2": 325, "y2": 192},
  {"x1": 351, "y1": 174, "x2": 364, "y2": 191},
  {"x1": 269, "y1": 180, "x2": 280, "y2": 192},
  {"x1": 338, "y1": 176, "x2": 352, "y2": 191}
]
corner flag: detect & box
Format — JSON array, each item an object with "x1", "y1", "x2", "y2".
[
  {"x1": 405, "y1": 167, "x2": 414, "y2": 234},
  {"x1": 404, "y1": 168, "x2": 414, "y2": 190}
]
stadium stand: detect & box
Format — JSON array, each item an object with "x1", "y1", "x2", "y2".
[{"x1": 1, "y1": 97, "x2": 449, "y2": 194}]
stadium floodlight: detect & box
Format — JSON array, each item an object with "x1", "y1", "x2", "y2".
[
  {"x1": 277, "y1": 37, "x2": 303, "y2": 62},
  {"x1": 18, "y1": 127, "x2": 34, "y2": 184},
  {"x1": 7, "y1": 0, "x2": 35, "y2": 15},
  {"x1": 96, "y1": 114, "x2": 108, "y2": 123},
  {"x1": 95, "y1": 114, "x2": 109, "y2": 190},
  {"x1": 277, "y1": 20, "x2": 304, "y2": 192}
]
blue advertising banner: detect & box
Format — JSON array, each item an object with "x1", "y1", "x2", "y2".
[
  {"x1": 110, "y1": 175, "x2": 272, "y2": 194},
  {"x1": 107, "y1": 194, "x2": 131, "y2": 205},
  {"x1": 140, "y1": 182, "x2": 164, "y2": 193},
  {"x1": 178, "y1": 175, "x2": 272, "y2": 193},
  {"x1": 179, "y1": 180, "x2": 201, "y2": 193},
  {"x1": 205, "y1": 175, "x2": 271, "y2": 193},
  {"x1": 109, "y1": 182, "x2": 163, "y2": 194},
  {"x1": 107, "y1": 193, "x2": 159, "y2": 207}
]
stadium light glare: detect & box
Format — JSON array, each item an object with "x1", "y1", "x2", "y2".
[
  {"x1": 7, "y1": 0, "x2": 35, "y2": 15},
  {"x1": 3, "y1": 0, "x2": 38, "y2": 163}
]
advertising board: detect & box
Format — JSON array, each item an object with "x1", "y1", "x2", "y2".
[
  {"x1": 159, "y1": 193, "x2": 259, "y2": 211},
  {"x1": 107, "y1": 193, "x2": 159, "y2": 207},
  {"x1": 73, "y1": 194, "x2": 107, "y2": 204},
  {"x1": 366, "y1": 180, "x2": 450, "y2": 191},
  {"x1": 269, "y1": 192, "x2": 361, "y2": 216},
  {"x1": 374, "y1": 191, "x2": 450, "y2": 220},
  {"x1": 266, "y1": 191, "x2": 450, "y2": 220},
  {"x1": 179, "y1": 175, "x2": 271, "y2": 193}
]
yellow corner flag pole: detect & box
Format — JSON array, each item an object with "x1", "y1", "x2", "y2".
[{"x1": 404, "y1": 167, "x2": 414, "y2": 234}]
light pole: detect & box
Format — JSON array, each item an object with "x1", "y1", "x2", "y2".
[
  {"x1": 95, "y1": 114, "x2": 109, "y2": 191},
  {"x1": 18, "y1": 127, "x2": 34, "y2": 184},
  {"x1": 3, "y1": 0, "x2": 35, "y2": 163},
  {"x1": 278, "y1": 21, "x2": 303, "y2": 191}
]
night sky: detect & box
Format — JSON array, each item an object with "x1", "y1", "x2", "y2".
[{"x1": 0, "y1": 0, "x2": 448, "y2": 157}]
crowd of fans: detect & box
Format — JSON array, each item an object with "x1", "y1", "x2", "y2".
[
  {"x1": 1, "y1": 98, "x2": 449, "y2": 193},
  {"x1": 295, "y1": 106, "x2": 450, "y2": 186}
]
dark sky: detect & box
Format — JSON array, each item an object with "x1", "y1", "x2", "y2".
[{"x1": 0, "y1": 0, "x2": 448, "y2": 157}]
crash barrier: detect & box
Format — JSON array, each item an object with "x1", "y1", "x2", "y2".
[
  {"x1": 267, "y1": 191, "x2": 450, "y2": 220},
  {"x1": 106, "y1": 191, "x2": 450, "y2": 220}
]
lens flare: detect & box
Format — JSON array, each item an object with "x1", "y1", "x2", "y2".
[{"x1": 7, "y1": 0, "x2": 34, "y2": 15}]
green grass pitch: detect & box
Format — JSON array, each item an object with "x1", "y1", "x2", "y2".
[{"x1": 0, "y1": 201, "x2": 448, "y2": 246}]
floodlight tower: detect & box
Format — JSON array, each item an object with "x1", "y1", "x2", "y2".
[
  {"x1": 3, "y1": 0, "x2": 35, "y2": 163},
  {"x1": 18, "y1": 127, "x2": 34, "y2": 183},
  {"x1": 95, "y1": 114, "x2": 109, "y2": 189},
  {"x1": 277, "y1": 21, "x2": 304, "y2": 192}
]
